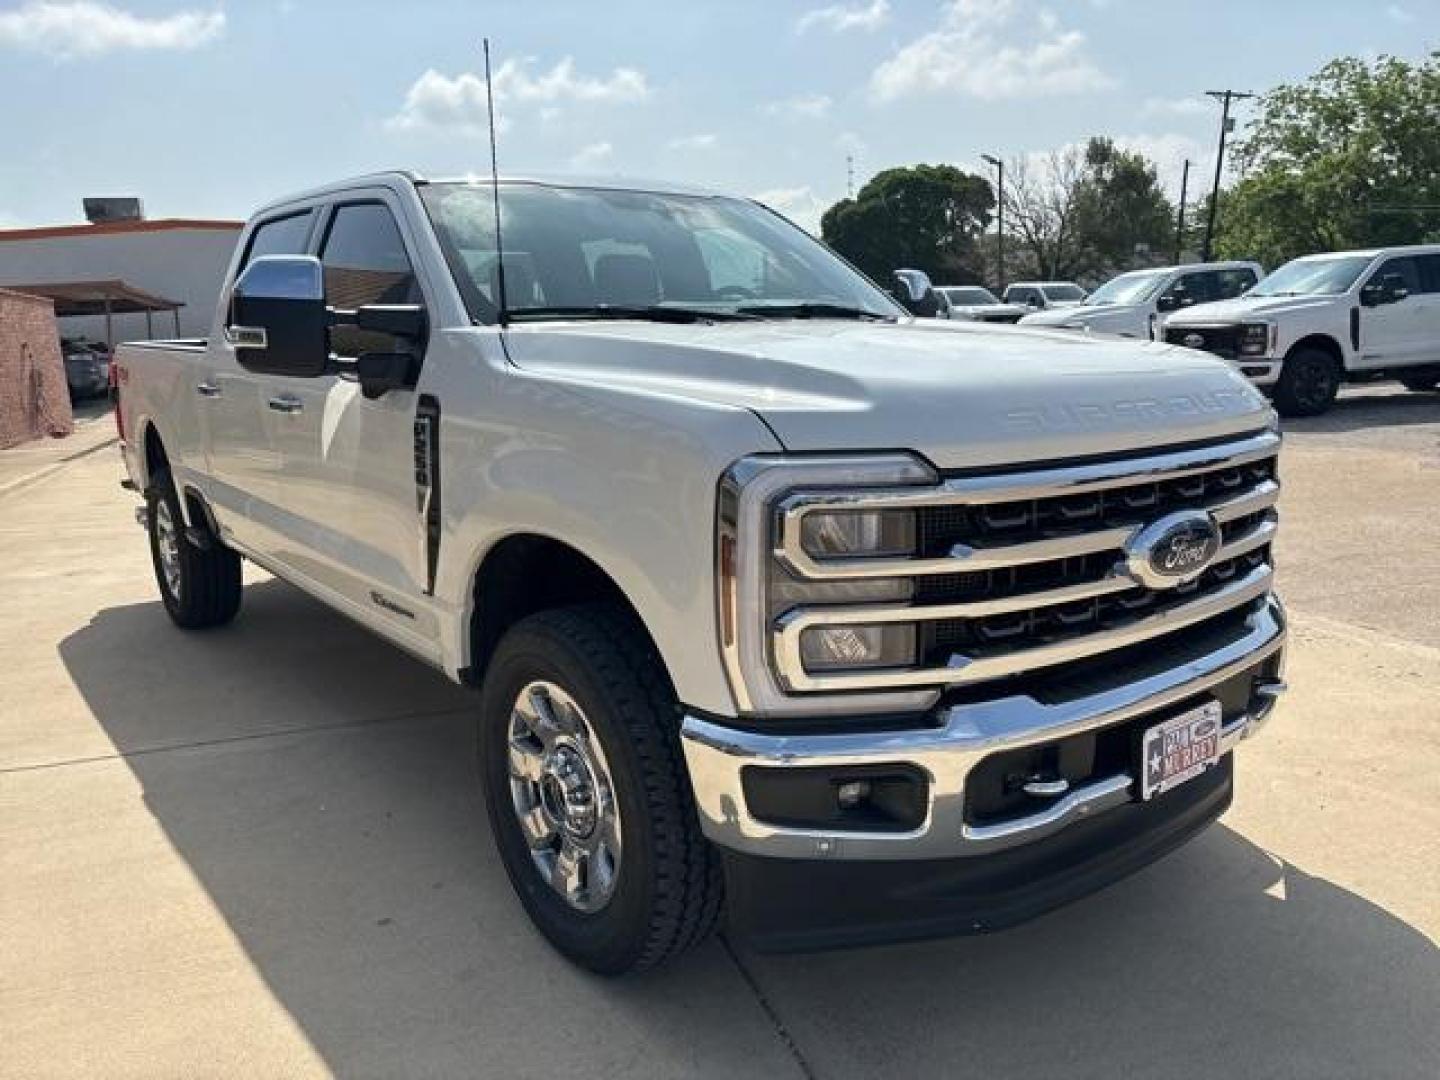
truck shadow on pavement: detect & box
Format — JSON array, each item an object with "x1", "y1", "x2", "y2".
[{"x1": 59, "y1": 580, "x2": 1440, "y2": 1078}]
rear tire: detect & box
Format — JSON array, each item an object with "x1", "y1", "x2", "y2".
[
  {"x1": 1273, "y1": 348, "x2": 1342, "y2": 417},
  {"x1": 145, "y1": 469, "x2": 242, "y2": 629},
  {"x1": 479, "y1": 604, "x2": 723, "y2": 974}
]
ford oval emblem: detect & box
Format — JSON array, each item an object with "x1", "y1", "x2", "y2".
[
  {"x1": 1123, "y1": 511, "x2": 1222, "y2": 590},
  {"x1": 1182, "y1": 332, "x2": 1205, "y2": 349}
]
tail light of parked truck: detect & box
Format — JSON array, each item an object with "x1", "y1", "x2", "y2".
[{"x1": 109, "y1": 360, "x2": 124, "y2": 443}]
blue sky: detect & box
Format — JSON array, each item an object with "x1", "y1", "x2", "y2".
[{"x1": 1, "y1": 0, "x2": 1436, "y2": 231}]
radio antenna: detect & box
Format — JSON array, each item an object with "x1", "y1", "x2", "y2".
[{"x1": 483, "y1": 37, "x2": 509, "y2": 327}]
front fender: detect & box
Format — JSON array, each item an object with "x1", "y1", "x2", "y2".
[{"x1": 433, "y1": 363, "x2": 783, "y2": 718}]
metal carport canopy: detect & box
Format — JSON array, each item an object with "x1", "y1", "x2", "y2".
[{"x1": 7, "y1": 279, "x2": 185, "y2": 346}]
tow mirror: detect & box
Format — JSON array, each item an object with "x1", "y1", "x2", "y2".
[
  {"x1": 228, "y1": 255, "x2": 329, "y2": 377},
  {"x1": 355, "y1": 352, "x2": 417, "y2": 400}
]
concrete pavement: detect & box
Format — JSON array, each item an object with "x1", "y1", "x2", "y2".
[{"x1": 2, "y1": 386, "x2": 1437, "y2": 1078}]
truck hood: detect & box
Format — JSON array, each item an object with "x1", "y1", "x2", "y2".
[
  {"x1": 1020, "y1": 303, "x2": 1140, "y2": 328},
  {"x1": 500, "y1": 319, "x2": 1271, "y2": 469},
  {"x1": 1167, "y1": 295, "x2": 1339, "y2": 324}
]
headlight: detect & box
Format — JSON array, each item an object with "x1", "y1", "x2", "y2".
[
  {"x1": 717, "y1": 454, "x2": 938, "y2": 718},
  {"x1": 1238, "y1": 322, "x2": 1272, "y2": 355},
  {"x1": 800, "y1": 509, "x2": 915, "y2": 559}
]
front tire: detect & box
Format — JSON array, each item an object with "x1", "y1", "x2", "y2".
[
  {"x1": 479, "y1": 605, "x2": 723, "y2": 974},
  {"x1": 146, "y1": 469, "x2": 242, "y2": 629},
  {"x1": 1272, "y1": 347, "x2": 1342, "y2": 417}
]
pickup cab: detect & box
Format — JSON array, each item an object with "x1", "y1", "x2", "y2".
[
  {"x1": 1164, "y1": 245, "x2": 1440, "y2": 415},
  {"x1": 1020, "y1": 261, "x2": 1262, "y2": 340},
  {"x1": 114, "y1": 171, "x2": 1288, "y2": 973}
]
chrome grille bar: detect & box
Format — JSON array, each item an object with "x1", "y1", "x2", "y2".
[{"x1": 775, "y1": 563, "x2": 1274, "y2": 693}]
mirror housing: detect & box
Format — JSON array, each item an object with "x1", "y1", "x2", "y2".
[
  {"x1": 355, "y1": 303, "x2": 427, "y2": 342},
  {"x1": 229, "y1": 256, "x2": 329, "y2": 377},
  {"x1": 356, "y1": 352, "x2": 418, "y2": 400},
  {"x1": 891, "y1": 268, "x2": 941, "y2": 317}
]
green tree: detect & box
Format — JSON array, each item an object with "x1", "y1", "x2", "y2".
[
  {"x1": 1073, "y1": 138, "x2": 1175, "y2": 278},
  {"x1": 1216, "y1": 52, "x2": 1440, "y2": 267},
  {"x1": 1003, "y1": 138, "x2": 1174, "y2": 283},
  {"x1": 820, "y1": 164, "x2": 993, "y2": 285}
]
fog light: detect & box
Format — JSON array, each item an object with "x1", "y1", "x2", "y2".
[
  {"x1": 800, "y1": 510, "x2": 915, "y2": 559},
  {"x1": 799, "y1": 623, "x2": 916, "y2": 671},
  {"x1": 836, "y1": 780, "x2": 871, "y2": 809}
]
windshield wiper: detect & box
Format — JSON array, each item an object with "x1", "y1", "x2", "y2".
[
  {"x1": 735, "y1": 302, "x2": 896, "y2": 322},
  {"x1": 506, "y1": 305, "x2": 760, "y2": 324}
]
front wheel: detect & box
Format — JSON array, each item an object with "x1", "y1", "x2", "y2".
[
  {"x1": 479, "y1": 605, "x2": 723, "y2": 974},
  {"x1": 1272, "y1": 348, "x2": 1342, "y2": 417}
]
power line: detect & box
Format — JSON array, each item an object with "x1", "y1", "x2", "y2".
[{"x1": 1201, "y1": 89, "x2": 1255, "y2": 262}]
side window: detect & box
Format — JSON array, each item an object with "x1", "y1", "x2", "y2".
[
  {"x1": 1369, "y1": 256, "x2": 1422, "y2": 298},
  {"x1": 320, "y1": 203, "x2": 420, "y2": 357},
  {"x1": 1214, "y1": 267, "x2": 1257, "y2": 299},
  {"x1": 1417, "y1": 254, "x2": 1440, "y2": 295},
  {"x1": 239, "y1": 211, "x2": 312, "y2": 272},
  {"x1": 1174, "y1": 272, "x2": 1217, "y2": 305}
]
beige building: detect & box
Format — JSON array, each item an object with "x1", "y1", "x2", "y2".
[{"x1": 0, "y1": 288, "x2": 71, "y2": 449}]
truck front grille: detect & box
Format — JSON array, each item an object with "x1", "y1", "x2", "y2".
[
  {"x1": 772, "y1": 431, "x2": 1281, "y2": 694},
  {"x1": 1164, "y1": 324, "x2": 1241, "y2": 359}
]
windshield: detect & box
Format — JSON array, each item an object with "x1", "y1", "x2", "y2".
[
  {"x1": 1042, "y1": 284, "x2": 1086, "y2": 301},
  {"x1": 1083, "y1": 269, "x2": 1169, "y2": 306},
  {"x1": 941, "y1": 286, "x2": 998, "y2": 305},
  {"x1": 419, "y1": 182, "x2": 904, "y2": 323},
  {"x1": 1250, "y1": 254, "x2": 1374, "y2": 297}
]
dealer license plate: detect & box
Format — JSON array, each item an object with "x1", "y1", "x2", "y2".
[{"x1": 1140, "y1": 700, "x2": 1223, "y2": 801}]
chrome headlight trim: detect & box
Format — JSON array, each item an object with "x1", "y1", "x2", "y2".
[{"x1": 717, "y1": 453, "x2": 942, "y2": 719}]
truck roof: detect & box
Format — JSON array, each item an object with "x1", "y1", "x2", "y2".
[{"x1": 254, "y1": 170, "x2": 728, "y2": 218}]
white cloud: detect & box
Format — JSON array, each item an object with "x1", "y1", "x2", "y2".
[
  {"x1": 762, "y1": 93, "x2": 833, "y2": 119},
  {"x1": 1140, "y1": 96, "x2": 1210, "y2": 118},
  {"x1": 388, "y1": 56, "x2": 648, "y2": 135},
  {"x1": 667, "y1": 133, "x2": 718, "y2": 151},
  {"x1": 870, "y1": 0, "x2": 1113, "y2": 102},
  {"x1": 1114, "y1": 133, "x2": 1210, "y2": 196},
  {"x1": 0, "y1": 2, "x2": 224, "y2": 58},
  {"x1": 1386, "y1": 4, "x2": 1414, "y2": 22},
  {"x1": 570, "y1": 141, "x2": 615, "y2": 171},
  {"x1": 797, "y1": 0, "x2": 889, "y2": 34},
  {"x1": 752, "y1": 186, "x2": 830, "y2": 235}
]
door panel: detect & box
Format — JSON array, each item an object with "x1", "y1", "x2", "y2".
[{"x1": 258, "y1": 195, "x2": 436, "y2": 642}]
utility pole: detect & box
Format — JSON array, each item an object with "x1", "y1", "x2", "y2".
[
  {"x1": 1173, "y1": 158, "x2": 1191, "y2": 264},
  {"x1": 1201, "y1": 90, "x2": 1254, "y2": 262},
  {"x1": 982, "y1": 154, "x2": 1004, "y2": 291}
]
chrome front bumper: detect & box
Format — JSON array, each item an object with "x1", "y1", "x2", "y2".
[{"x1": 681, "y1": 595, "x2": 1286, "y2": 861}]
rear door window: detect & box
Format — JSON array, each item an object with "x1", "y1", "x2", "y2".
[{"x1": 1213, "y1": 267, "x2": 1258, "y2": 299}]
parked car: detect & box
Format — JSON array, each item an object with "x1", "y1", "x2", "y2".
[
  {"x1": 1002, "y1": 281, "x2": 1087, "y2": 310},
  {"x1": 113, "y1": 171, "x2": 1287, "y2": 973},
  {"x1": 61, "y1": 339, "x2": 110, "y2": 400},
  {"x1": 1164, "y1": 244, "x2": 1440, "y2": 415},
  {"x1": 936, "y1": 285, "x2": 1026, "y2": 323},
  {"x1": 1020, "y1": 262, "x2": 1262, "y2": 339}
]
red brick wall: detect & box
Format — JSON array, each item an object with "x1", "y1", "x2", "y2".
[{"x1": 0, "y1": 289, "x2": 72, "y2": 449}]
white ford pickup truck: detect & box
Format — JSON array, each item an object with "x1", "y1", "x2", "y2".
[
  {"x1": 115, "y1": 171, "x2": 1288, "y2": 973},
  {"x1": 1163, "y1": 245, "x2": 1440, "y2": 416}
]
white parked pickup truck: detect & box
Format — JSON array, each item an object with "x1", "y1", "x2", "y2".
[
  {"x1": 1164, "y1": 245, "x2": 1440, "y2": 416},
  {"x1": 115, "y1": 171, "x2": 1288, "y2": 973},
  {"x1": 1020, "y1": 261, "x2": 1262, "y2": 340}
]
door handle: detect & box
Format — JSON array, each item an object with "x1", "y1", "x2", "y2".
[
  {"x1": 195, "y1": 382, "x2": 221, "y2": 398},
  {"x1": 267, "y1": 395, "x2": 303, "y2": 414}
]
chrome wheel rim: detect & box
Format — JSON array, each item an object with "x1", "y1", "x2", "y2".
[
  {"x1": 507, "y1": 680, "x2": 622, "y2": 913},
  {"x1": 153, "y1": 501, "x2": 182, "y2": 599}
]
